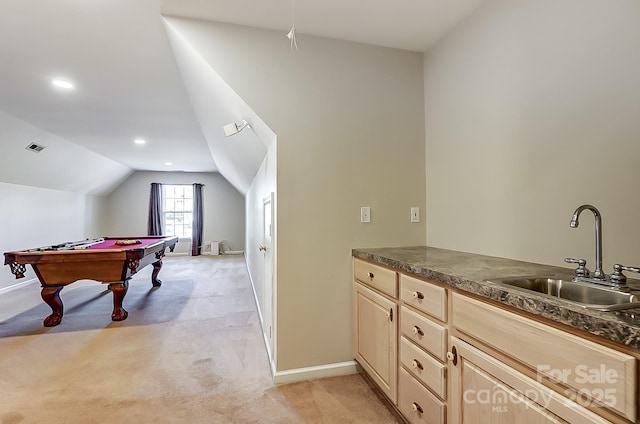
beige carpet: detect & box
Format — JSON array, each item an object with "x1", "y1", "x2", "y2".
[{"x1": 0, "y1": 255, "x2": 400, "y2": 423}]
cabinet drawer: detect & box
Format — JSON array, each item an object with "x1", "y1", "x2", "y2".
[
  {"x1": 400, "y1": 337, "x2": 446, "y2": 399},
  {"x1": 398, "y1": 367, "x2": 445, "y2": 424},
  {"x1": 400, "y1": 274, "x2": 446, "y2": 321},
  {"x1": 452, "y1": 293, "x2": 637, "y2": 422},
  {"x1": 400, "y1": 307, "x2": 447, "y2": 361},
  {"x1": 354, "y1": 258, "x2": 397, "y2": 297}
]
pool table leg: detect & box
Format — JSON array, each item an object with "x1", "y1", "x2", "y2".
[
  {"x1": 151, "y1": 259, "x2": 163, "y2": 287},
  {"x1": 109, "y1": 281, "x2": 129, "y2": 321},
  {"x1": 41, "y1": 286, "x2": 64, "y2": 327}
]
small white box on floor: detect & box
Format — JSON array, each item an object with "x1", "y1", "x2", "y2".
[{"x1": 202, "y1": 241, "x2": 219, "y2": 255}]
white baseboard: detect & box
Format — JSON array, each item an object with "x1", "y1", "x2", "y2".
[
  {"x1": 245, "y1": 256, "x2": 354, "y2": 386},
  {"x1": 0, "y1": 278, "x2": 38, "y2": 294},
  {"x1": 273, "y1": 360, "x2": 359, "y2": 385},
  {"x1": 246, "y1": 260, "x2": 278, "y2": 377}
]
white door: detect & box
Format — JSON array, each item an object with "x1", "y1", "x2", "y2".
[{"x1": 262, "y1": 193, "x2": 274, "y2": 363}]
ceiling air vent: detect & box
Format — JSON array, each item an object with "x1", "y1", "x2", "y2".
[{"x1": 25, "y1": 142, "x2": 46, "y2": 152}]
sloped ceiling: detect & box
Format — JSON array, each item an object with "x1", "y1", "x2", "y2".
[
  {"x1": 163, "y1": 18, "x2": 275, "y2": 195},
  {"x1": 0, "y1": 111, "x2": 132, "y2": 195},
  {"x1": 161, "y1": 0, "x2": 489, "y2": 52},
  {"x1": 0, "y1": 0, "x2": 216, "y2": 197},
  {"x1": 0, "y1": 0, "x2": 489, "y2": 197}
]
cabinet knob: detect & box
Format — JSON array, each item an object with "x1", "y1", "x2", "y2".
[
  {"x1": 259, "y1": 245, "x2": 267, "y2": 252},
  {"x1": 411, "y1": 359, "x2": 423, "y2": 370},
  {"x1": 412, "y1": 326, "x2": 424, "y2": 336},
  {"x1": 411, "y1": 402, "x2": 424, "y2": 414},
  {"x1": 447, "y1": 346, "x2": 458, "y2": 366},
  {"x1": 411, "y1": 291, "x2": 424, "y2": 300},
  {"x1": 367, "y1": 272, "x2": 374, "y2": 279}
]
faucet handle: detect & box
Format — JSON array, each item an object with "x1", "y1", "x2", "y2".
[
  {"x1": 610, "y1": 264, "x2": 640, "y2": 284},
  {"x1": 565, "y1": 258, "x2": 590, "y2": 278}
]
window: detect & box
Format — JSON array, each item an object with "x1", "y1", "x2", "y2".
[{"x1": 163, "y1": 185, "x2": 193, "y2": 238}]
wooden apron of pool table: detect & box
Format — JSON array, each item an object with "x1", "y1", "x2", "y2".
[{"x1": 3, "y1": 235, "x2": 178, "y2": 327}]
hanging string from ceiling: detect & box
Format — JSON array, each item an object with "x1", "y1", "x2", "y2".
[{"x1": 286, "y1": 0, "x2": 298, "y2": 50}]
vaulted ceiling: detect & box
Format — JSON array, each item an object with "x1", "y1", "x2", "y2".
[{"x1": 0, "y1": 0, "x2": 488, "y2": 195}]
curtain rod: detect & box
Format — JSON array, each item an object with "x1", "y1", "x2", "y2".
[{"x1": 150, "y1": 183, "x2": 205, "y2": 186}]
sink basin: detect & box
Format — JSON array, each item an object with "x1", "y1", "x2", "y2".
[{"x1": 484, "y1": 276, "x2": 640, "y2": 311}]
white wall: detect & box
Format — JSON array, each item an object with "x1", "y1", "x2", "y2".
[
  {"x1": 165, "y1": 19, "x2": 426, "y2": 373},
  {"x1": 424, "y1": 0, "x2": 640, "y2": 271},
  {"x1": 245, "y1": 141, "x2": 277, "y2": 356},
  {"x1": 102, "y1": 171, "x2": 245, "y2": 254},
  {"x1": 0, "y1": 182, "x2": 104, "y2": 288},
  {"x1": 245, "y1": 141, "x2": 278, "y2": 370}
]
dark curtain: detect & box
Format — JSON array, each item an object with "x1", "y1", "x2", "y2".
[
  {"x1": 191, "y1": 183, "x2": 204, "y2": 256},
  {"x1": 148, "y1": 183, "x2": 163, "y2": 236}
]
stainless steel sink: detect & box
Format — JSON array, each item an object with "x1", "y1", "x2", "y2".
[{"x1": 484, "y1": 276, "x2": 640, "y2": 311}]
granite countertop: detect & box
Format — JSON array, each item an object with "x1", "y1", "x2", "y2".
[{"x1": 352, "y1": 246, "x2": 640, "y2": 350}]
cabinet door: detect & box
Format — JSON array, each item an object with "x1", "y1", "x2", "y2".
[
  {"x1": 449, "y1": 337, "x2": 610, "y2": 424},
  {"x1": 452, "y1": 293, "x2": 636, "y2": 421},
  {"x1": 354, "y1": 282, "x2": 397, "y2": 403}
]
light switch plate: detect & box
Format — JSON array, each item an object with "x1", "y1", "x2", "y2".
[
  {"x1": 411, "y1": 207, "x2": 420, "y2": 223},
  {"x1": 361, "y1": 207, "x2": 371, "y2": 223}
]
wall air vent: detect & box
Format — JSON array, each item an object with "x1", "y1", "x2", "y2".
[{"x1": 25, "y1": 142, "x2": 46, "y2": 152}]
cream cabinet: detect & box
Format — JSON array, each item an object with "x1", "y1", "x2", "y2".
[
  {"x1": 352, "y1": 255, "x2": 639, "y2": 424},
  {"x1": 448, "y1": 336, "x2": 610, "y2": 424},
  {"x1": 398, "y1": 274, "x2": 448, "y2": 424},
  {"x1": 353, "y1": 259, "x2": 398, "y2": 403},
  {"x1": 354, "y1": 258, "x2": 397, "y2": 298},
  {"x1": 451, "y1": 293, "x2": 637, "y2": 424}
]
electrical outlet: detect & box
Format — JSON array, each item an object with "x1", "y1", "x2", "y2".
[
  {"x1": 361, "y1": 207, "x2": 371, "y2": 223},
  {"x1": 411, "y1": 207, "x2": 420, "y2": 223}
]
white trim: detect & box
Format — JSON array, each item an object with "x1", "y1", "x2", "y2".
[
  {"x1": 165, "y1": 252, "x2": 189, "y2": 256},
  {"x1": 246, "y1": 258, "x2": 278, "y2": 378},
  {"x1": 263, "y1": 331, "x2": 277, "y2": 376},
  {"x1": 224, "y1": 250, "x2": 244, "y2": 255},
  {"x1": 0, "y1": 278, "x2": 38, "y2": 294},
  {"x1": 247, "y1": 266, "x2": 265, "y2": 325},
  {"x1": 273, "y1": 361, "x2": 359, "y2": 385}
]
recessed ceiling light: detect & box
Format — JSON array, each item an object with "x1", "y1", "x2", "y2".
[
  {"x1": 52, "y1": 79, "x2": 74, "y2": 89},
  {"x1": 134, "y1": 139, "x2": 146, "y2": 145},
  {"x1": 164, "y1": 162, "x2": 173, "y2": 166}
]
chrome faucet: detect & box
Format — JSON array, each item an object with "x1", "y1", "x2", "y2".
[{"x1": 569, "y1": 204, "x2": 605, "y2": 280}]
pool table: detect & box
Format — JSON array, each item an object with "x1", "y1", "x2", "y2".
[{"x1": 3, "y1": 235, "x2": 178, "y2": 327}]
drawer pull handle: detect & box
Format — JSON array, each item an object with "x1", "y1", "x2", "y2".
[
  {"x1": 412, "y1": 326, "x2": 424, "y2": 336},
  {"x1": 411, "y1": 359, "x2": 423, "y2": 370},
  {"x1": 411, "y1": 402, "x2": 423, "y2": 414},
  {"x1": 367, "y1": 272, "x2": 374, "y2": 279},
  {"x1": 411, "y1": 291, "x2": 424, "y2": 300}
]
